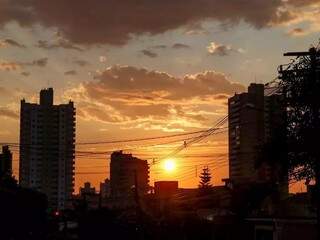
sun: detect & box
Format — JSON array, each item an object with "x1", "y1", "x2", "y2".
[{"x1": 163, "y1": 159, "x2": 176, "y2": 172}]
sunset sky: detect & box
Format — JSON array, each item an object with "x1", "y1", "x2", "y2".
[{"x1": 0, "y1": 0, "x2": 319, "y2": 192}]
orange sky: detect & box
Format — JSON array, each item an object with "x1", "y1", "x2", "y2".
[{"x1": 10, "y1": 127, "x2": 305, "y2": 194}]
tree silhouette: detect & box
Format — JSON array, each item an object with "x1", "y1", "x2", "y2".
[
  {"x1": 199, "y1": 166, "x2": 212, "y2": 189},
  {"x1": 278, "y1": 46, "x2": 320, "y2": 238}
]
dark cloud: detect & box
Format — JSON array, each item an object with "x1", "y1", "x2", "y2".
[
  {"x1": 73, "y1": 59, "x2": 90, "y2": 67},
  {"x1": 287, "y1": 27, "x2": 305, "y2": 36},
  {"x1": 0, "y1": 38, "x2": 25, "y2": 48},
  {"x1": 151, "y1": 43, "x2": 191, "y2": 50},
  {"x1": 27, "y1": 57, "x2": 48, "y2": 67},
  {"x1": 140, "y1": 50, "x2": 158, "y2": 58},
  {"x1": 172, "y1": 43, "x2": 191, "y2": 49},
  {"x1": 36, "y1": 39, "x2": 83, "y2": 51},
  {"x1": 64, "y1": 70, "x2": 77, "y2": 75},
  {"x1": 0, "y1": 107, "x2": 19, "y2": 120},
  {"x1": 21, "y1": 71, "x2": 30, "y2": 77},
  {"x1": 0, "y1": 0, "x2": 310, "y2": 45},
  {"x1": 90, "y1": 66, "x2": 245, "y2": 99}
]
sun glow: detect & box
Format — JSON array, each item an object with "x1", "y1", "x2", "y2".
[{"x1": 163, "y1": 159, "x2": 176, "y2": 172}]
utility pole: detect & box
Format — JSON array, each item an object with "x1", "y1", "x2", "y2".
[{"x1": 281, "y1": 47, "x2": 320, "y2": 240}]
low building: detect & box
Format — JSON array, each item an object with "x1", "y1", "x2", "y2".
[
  {"x1": 80, "y1": 182, "x2": 96, "y2": 196},
  {"x1": 100, "y1": 178, "x2": 111, "y2": 199},
  {"x1": 79, "y1": 182, "x2": 100, "y2": 209},
  {"x1": 110, "y1": 151, "x2": 149, "y2": 198},
  {"x1": 154, "y1": 181, "x2": 178, "y2": 199},
  {"x1": 246, "y1": 217, "x2": 317, "y2": 240},
  {"x1": 0, "y1": 145, "x2": 12, "y2": 177},
  {"x1": 246, "y1": 187, "x2": 317, "y2": 240}
]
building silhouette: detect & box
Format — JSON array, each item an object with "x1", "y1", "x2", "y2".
[
  {"x1": 0, "y1": 145, "x2": 12, "y2": 177},
  {"x1": 228, "y1": 83, "x2": 287, "y2": 189},
  {"x1": 19, "y1": 88, "x2": 75, "y2": 210},
  {"x1": 100, "y1": 178, "x2": 111, "y2": 199},
  {"x1": 78, "y1": 182, "x2": 101, "y2": 209},
  {"x1": 154, "y1": 181, "x2": 178, "y2": 199},
  {"x1": 80, "y1": 182, "x2": 96, "y2": 196},
  {"x1": 110, "y1": 151, "x2": 149, "y2": 198}
]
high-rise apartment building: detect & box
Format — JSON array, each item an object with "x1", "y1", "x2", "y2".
[
  {"x1": 228, "y1": 83, "x2": 287, "y2": 188},
  {"x1": 0, "y1": 145, "x2": 12, "y2": 177},
  {"x1": 110, "y1": 151, "x2": 149, "y2": 198},
  {"x1": 19, "y1": 88, "x2": 75, "y2": 210}
]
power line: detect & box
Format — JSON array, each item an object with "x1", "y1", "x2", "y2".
[{"x1": 0, "y1": 129, "x2": 212, "y2": 146}]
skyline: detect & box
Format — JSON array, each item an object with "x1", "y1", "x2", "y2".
[{"x1": 1, "y1": 1, "x2": 319, "y2": 192}]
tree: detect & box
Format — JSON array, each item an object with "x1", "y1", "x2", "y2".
[
  {"x1": 278, "y1": 46, "x2": 320, "y2": 239},
  {"x1": 198, "y1": 166, "x2": 212, "y2": 189}
]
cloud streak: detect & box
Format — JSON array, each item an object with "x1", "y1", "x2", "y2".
[
  {"x1": 64, "y1": 70, "x2": 77, "y2": 75},
  {"x1": 140, "y1": 50, "x2": 158, "y2": 58},
  {"x1": 0, "y1": 58, "x2": 48, "y2": 71},
  {"x1": 0, "y1": 106, "x2": 19, "y2": 120},
  {"x1": 0, "y1": 39, "x2": 25, "y2": 48},
  {"x1": 36, "y1": 39, "x2": 83, "y2": 51},
  {"x1": 172, "y1": 43, "x2": 191, "y2": 49}
]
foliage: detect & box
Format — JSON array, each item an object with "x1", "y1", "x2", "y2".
[
  {"x1": 198, "y1": 166, "x2": 212, "y2": 189},
  {"x1": 278, "y1": 47, "x2": 320, "y2": 181}
]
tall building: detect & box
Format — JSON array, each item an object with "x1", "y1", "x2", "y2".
[
  {"x1": 19, "y1": 88, "x2": 75, "y2": 210},
  {"x1": 110, "y1": 151, "x2": 149, "y2": 198},
  {"x1": 228, "y1": 83, "x2": 287, "y2": 188},
  {"x1": 0, "y1": 145, "x2": 12, "y2": 177}
]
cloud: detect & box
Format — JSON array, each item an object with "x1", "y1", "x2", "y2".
[
  {"x1": 0, "y1": 61, "x2": 21, "y2": 71},
  {"x1": 0, "y1": 39, "x2": 25, "y2": 48},
  {"x1": 64, "y1": 65, "x2": 245, "y2": 131},
  {"x1": 64, "y1": 70, "x2": 77, "y2": 75},
  {"x1": 140, "y1": 50, "x2": 158, "y2": 58},
  {"x1": 207, "y1": 42, "x2": 244, "y2": 56},
  {"x1": 0, "y1": 0, "x2": 317, "y2": 45},
  {"x1": 149, "y1": 43, "x2": 191, "y2": 51},
  {"x1": 287, "y1": 27, "x2": 306, "y2": 36},
  {"x1": 172, "y1": 43, "x2": 191, "y2": 49},
  {"x1": 21, "y1": 71, "x2": 30, "y2": 77},
  {"x1": 29, "y1": 57, "x2": 48, "y2": 67},
  {"x1": 287, "y1": 0, "x2": 320, "y2": 7},
  {"x1": 73, "y1": 59, "x2": 90, "y2": 67},
  {"x1": 0, "y1": 106, "x2": 19, "y2": 120},
  {"x1": 36, "y1": 39, "x2": 83, "y2": 51},
  {"x1": 99, "y1": 56, "x2": 107, "y2": 63},
  {"x1": 152, "y1": 45, "x2": 168, "y2": 50},
  {"x1": 0, "y1": 57, "x2": 48, "y2": 71}
]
